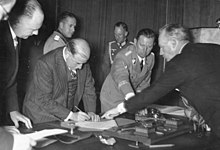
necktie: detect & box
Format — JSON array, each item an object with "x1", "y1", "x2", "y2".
[
  {"x1": 140, "y1": 59, "x2": 144, "y2": 71},
  {"x1": 70, "y1": 70, "x2": 77, "y2": 79}
]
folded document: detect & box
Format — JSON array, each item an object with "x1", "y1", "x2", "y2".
[{"x1": 75, "y1": 119, "x2": 117, "y2": 131}]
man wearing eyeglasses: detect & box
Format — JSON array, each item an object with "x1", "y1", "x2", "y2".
[{"x1": 100, "y1": 28, "x2": 156, "y2": 113}]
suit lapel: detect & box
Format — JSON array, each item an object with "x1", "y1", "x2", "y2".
[{"x1": 4, "y1": 23, "x2": 19, "y2": 88}]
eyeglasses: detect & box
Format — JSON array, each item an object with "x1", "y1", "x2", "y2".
[{"x1": 0, "y1": 3, "x2": 9, "y2": 20}]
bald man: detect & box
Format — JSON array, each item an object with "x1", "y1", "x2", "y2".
[{"x1": 23, "y1": 38, "x2": 99, "y2": 124}]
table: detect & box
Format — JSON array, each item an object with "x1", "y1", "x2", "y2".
[{"x1": 19, "y1": 120, "x2": 220, "y2": 150}]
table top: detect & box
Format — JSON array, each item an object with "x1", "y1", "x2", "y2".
[{"x1": 19, "y1": 120, "x2": 220, "y2": 150}]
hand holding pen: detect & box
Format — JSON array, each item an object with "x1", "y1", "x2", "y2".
[
  {"x1": 75, "y1": 106, "x2": 100, "y2": 122},
  {"x1": 70, "y1": 106, "x2": 90, "y2": 121}
]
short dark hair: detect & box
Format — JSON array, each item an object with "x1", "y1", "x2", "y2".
[
  {"x1": 58, "y1": 11, "x2": 76, "y2": 24},
  {"x1": 159, "y1": 24, "x2": 190, "y2": 41},
  {"x1": 9, "y1": 0, "x2": 42, "y2": 26},
  {"x1": 114, "y1": 21, "x2": 128, "y2": 32},
  {"x1": 136, "y1": 28, "x2": 156, "y2": 40}
]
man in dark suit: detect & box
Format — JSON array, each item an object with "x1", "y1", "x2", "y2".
[
  {"x1": 102, "y1": 24, "x2": 220, "y2": 138},
  {"x1": 0, "y1": 0, "x2": 41, "y2": 149},
  {"x1": 23, "y1": 38, "x2": 99, "y2": 124},
  {"x1": 0, "y1": 0, "x2": 44, "y2": 129}
]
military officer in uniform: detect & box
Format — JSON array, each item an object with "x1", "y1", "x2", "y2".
[
  {"x1": 43, "y1": 11, "x2": 77, "y2": 54},
  {"x1": 101, "y1": 22, "x2": 133, "y2": 81},
  {"x1": 100, "y1": 28, "x2": 156, "y2": 112}
]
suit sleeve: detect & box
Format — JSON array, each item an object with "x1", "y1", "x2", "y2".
[
  {"x1": 5, "y1": 83, "x2": 19, "y2": 112},
  {"x1": 125, "y1": 61, "x2": 187, "y2": 113},
  {"x1": 0, "y1": 127, "x2": 13, "y2": 150},
  {"x1": 82, "y1": 64, "x2": 97, "y2": 113},
  {"x1": 111, "y1": 53, "x2": 134, "y2": 97},
  {"x1": 30, "y1": 60, "x2": 70, "y2": 119}
]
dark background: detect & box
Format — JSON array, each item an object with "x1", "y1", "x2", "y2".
[{"x1": 17, "y1": 0, "x2": 220, "y2": 110}]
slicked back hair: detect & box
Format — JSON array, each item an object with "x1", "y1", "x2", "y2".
[
  {"x1": 9, "y1": 0, "x2": 42, "y2": 26},
  {"x1": 159, "y1": 24, "x2": 190, "y2": 41},
  {"x1": 136, "y1": 28, "x2": 156, "y2": 40},
  {"x1": 57, "y1": 11, "x2": 76, "y2": 25},
  {"x1": 114, "y1": 21, "x2": 128, "y2": 32}
]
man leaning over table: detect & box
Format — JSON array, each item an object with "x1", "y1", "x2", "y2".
[
  {"x1": 23, "y1": 38, "x2": 100, "y2": 124},
  {"x1": 0, "y1": 0, "x2": 42, "y2": 149},
  {"x1": 102, "y1": 24, "x2": 220, "y2": 138}
]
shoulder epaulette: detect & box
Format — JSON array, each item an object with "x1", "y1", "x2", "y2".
[
  {"x1": 125, "y1": 50, "x2": 132, "y2": 56},
  {"x1": 129, "y1": 41, "x2": 134, "y2": 45},
  {"x1": 109, "y1": 41, "x2": 116, "y2": 45},
  {"x1": 54, "y1": 35, "x2": 60, "y2": 41}
]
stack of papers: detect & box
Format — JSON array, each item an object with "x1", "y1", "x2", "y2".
[{"x1": 75, "y1": 119, "x2": 117, "y2": 131}]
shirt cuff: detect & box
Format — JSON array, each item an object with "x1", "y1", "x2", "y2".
[
  {"x1": 64, "y1": 111, "x2": 74, "y2": 122},
  {"x1": 117, "y1": 102, "x2": 127, "y2": 114},
  {"x1": 125, "y1": 92, "x2": 135, "y2": 100}
]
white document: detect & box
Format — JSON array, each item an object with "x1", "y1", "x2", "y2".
[
  {"x1": 75, "y1": 119, "x2": 117, "y2": 131},
  {"x1": 25, "y1": 129, "x2": 68, "y2": 141}
]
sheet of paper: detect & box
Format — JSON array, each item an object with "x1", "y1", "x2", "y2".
[
  {"x1": 75, "y1": 119, "x2": 117, "y2": 131},
  {"x1": 25, "y1": 129, "x2": 68, "y2": 141}
]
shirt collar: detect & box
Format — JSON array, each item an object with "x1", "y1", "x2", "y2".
[
  {"x1": 179, "y1": 42, "x2": 189, "y2": 54},
  {"x1": 9, "y1": 23, "x2": 16, "y2": 41},
  {"x1": 137, "y1": 55, "x2": 145, "y2": 64},
  {"x1": 117, "y1": 40, "x2": 126, "y2": 47},
  {"x1": 9, "y1": 23, "x2": 18, "y2": 48}
]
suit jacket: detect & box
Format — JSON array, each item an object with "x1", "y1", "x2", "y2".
[
  {"x1": 0, "y1": 21, "x2": 19, "y2": 114},
  {"x1": 43, "y1": 31, "x2": 68, "y2": 54},
  {"x1": 100, "y1": 44, "x2": 154, "y2": 112},
  {"x1": 125, "y1": 43, "x2": 220, "y2": 137},
  {"x1": 23, "y1": 47, "x2": 97, "y2": 124},
  {"x1": 0, "y1": 127, "x2": 13, "y2": 150}
]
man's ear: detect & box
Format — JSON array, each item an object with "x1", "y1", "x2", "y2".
[
  {"x1": 59, "y1": 22, "x2": 64, "y2": 29},
  {"x1": 125, "y1": 31, "x2": 128, "y2": 37},
  {"x1": 168, "y1": 39, "x2": 178, "y2": 51},
  {"x1": 134, "y1": 38, "x2": 137, "y2": 44}
]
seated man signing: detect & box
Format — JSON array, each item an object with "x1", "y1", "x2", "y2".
[
  {"x1": 100, "y1": 28, "x2": 156, "y2": 113},
  {"x1": 23, "y1": 38, "x2": 99, "y2": 123}
]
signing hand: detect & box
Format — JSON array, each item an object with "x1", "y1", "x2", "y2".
[
  {"x1": 70, "y1": 111, "x2": 90, "y2": 122},
  {"x1": 87, "y1": 112, "x2": 100, "y2": 122},
  {"x1": 10, "y1": 111, "x2": 32, "y2": 129},
  {"x1": 101, "y1": 107, "x2": 120, "y2": 119}
]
